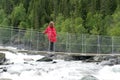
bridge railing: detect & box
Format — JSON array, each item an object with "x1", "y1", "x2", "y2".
[{"x1": 0, "y1": 27, "x2": 120, "y2": 54}]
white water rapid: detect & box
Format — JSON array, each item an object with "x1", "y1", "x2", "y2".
[{"x1": 0, "y1": 47, "x2": 120, "y2": 80}]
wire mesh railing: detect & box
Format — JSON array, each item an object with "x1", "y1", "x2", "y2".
[{"x1": 0, "y1": 27, "x2": 120, "y2": 54}]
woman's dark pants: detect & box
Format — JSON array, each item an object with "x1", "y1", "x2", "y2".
[{"x1": 50, "y1": 42, "x2": 54, "y2": 51}]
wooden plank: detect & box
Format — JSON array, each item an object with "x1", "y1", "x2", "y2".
[{"x1": 1, "y1": 48, "x2": 120, "y2": 56}]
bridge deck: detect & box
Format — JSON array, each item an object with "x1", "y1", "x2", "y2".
[
  {"x1": 0, "y1": 48, "x2": 120, "y2": 56},
  {"x1": 51, "y1": 52, "x2": 120, "y2": 56},
  {"x1": 22, "y1": 51, "x2": 120, "y2": 56}
]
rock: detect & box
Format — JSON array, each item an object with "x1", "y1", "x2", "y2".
[
  {"x1": 94, "y1": 56, "x2": 103, "y2": 62},
  {"x1": 81, "y1": 75, "x2": 99, "y2": 80},
  {"x1": 36, "y1": 56, "x2": 53, "y2": 62},
  {"x1": 0, "y1": 53, "x2": 6, "y2": 65},
  {"x1": 96, "y1": 55, "x2": 120, "y2": 66},
  {"x1": 116, "y1": 57, "x2": 120, "y2": 64},
  {"x1": 52, "y1": 61, "x2": 57, "y2": 64},
  {"x1": 2, "y1": 67, "x2": 7, "y2": 72},
  {"x1": 64, "y1": 55, "x2": 93, "y2": 61},
  {"x1": 0, "y1": 67, "x2": 7, "y2": 73},
  {"x1": 99, "y1": 59, "x2": 117, "y2": 66}
]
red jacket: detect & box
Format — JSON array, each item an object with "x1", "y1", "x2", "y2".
[{"x1": 44, "y1": 26, "x2": 57, "y2": 42}]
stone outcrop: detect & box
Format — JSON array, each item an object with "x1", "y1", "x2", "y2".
[
  {"x1": 36, "y1": 56, "x2": 53, "y2": 62},
  {"x1": 64, "y1": 55, "x2": 93, "y2": 61},
  {"x1": 0, "y1": 67, "x2": 7, "y2": 73},
  {"x1": 0, "y1": 53, "x2": 6, "y2": 65},
  {"x1": 94, "y1": 55, "x2": 120, "y2": 66}
]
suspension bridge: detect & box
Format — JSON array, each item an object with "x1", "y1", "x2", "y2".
[{"x1": 0, "y1": 27, "x2": 120, "y2": 57}]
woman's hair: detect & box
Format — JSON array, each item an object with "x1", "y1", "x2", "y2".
[{"x1": 49, "y1": 21, "x2": 54, "y2": 27}]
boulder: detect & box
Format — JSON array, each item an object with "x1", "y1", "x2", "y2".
[
  {"x1": 36, "y1": 56, "x2": 53, "y2": 62},
  {"x1": 0, "y1": 53, "x2": 6, "y2": 65},
  {"x1": 81, "y1": 75, "x2": 99, "y2": 80},
  {"x1": 117, "y1": 58, "x2": 120, "y2": 64},
  {"x1": 99, "y1": 59, "x2": 117, "y2": 66},
  {"x1": 64, "y1": 55, "x2": 93, "y2": 61},
  {"x1": 0, "y1": 67, "x2": 7, "y2": 73}
]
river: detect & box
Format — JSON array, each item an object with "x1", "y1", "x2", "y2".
[{"x1": 0, "y1": 47, "x2": 120, "y2": 80}]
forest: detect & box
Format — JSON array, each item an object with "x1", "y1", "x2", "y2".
[{"x1": 0, "y1": 0, "x2": 120, "y2": 36}]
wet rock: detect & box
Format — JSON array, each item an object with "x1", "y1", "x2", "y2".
[
  {"x1": 24, "y1": 62, "x2": 28, "y2": 64},
  {"x1": 81, "y1": 75, "x2": 99, "y2": 80},
  {"x1": 4, "y1": 62, "x2": 14, "y2": 65},
  {"x1": 94, "y1": 56, "x2": 103, "y2": 62},
  {"x1": 64, "y1": 55, "x2": 93, "y2": 61},
  {"x1": 3, "y1": 67, "x2": 7, "y2": 72},
  {"x1": 99, "y1": 59, "x2": 117, "y2": 66},
  {"x1": 46, "y1": 54, "x2": 55, "y2": 57},
  {"x1": 0, "y1": 67, "x2": 7, "y2": 73},
  {"x1": 116, "y1": 57, "x2": 120, "y2": 64},
  {"x1": 45, "y1": 53, "x2": 57, "y2": 59},
  {"x1": 94, "y1": 55, "x2": 118, "y2": 62},
  {"x1": 96, "y1": 55, "x2": 120, "y2": 66},
  {"x1": 36, "y1": 56, "x2": 53, "y2": 62},
  {"x1": 0, "y1": 53, "x2": 6, "y2": 65},
  {"x1": 52, "y1": 61, "x2": 57, "y2": 64}
]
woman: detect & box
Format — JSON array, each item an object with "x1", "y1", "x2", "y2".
[{"x1": 43, "y1": 21, "x2": 57, "y2": 52}]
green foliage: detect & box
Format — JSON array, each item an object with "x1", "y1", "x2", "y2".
[
  {"x1": 107, "y1": 12, "x2": 120, "y2": 36},
  {"x1": 0, "y1": 0, "x2": 119, "y2": 36},
  {"x1": 19, "y1": 21, "x2": 28, "y2": 29},
  {"x1": 0, "y1": 9, "x2": 6, "y2": 24},
  {"x1": 55, "y1": 14, "x2": 86, "y2": 34},
  {"x1": 11, "y1": 3, "x2": 26, "y2": 27},
  {"x1": 55, "y1": 14, "x2": 65, "y2": 31},
  {"x1": 1, "y1": 0, "x2": 120, "y2": 54},
  {"x1": 86, "y1": 12, "x2": 103, "y2": 34},
  {"x1": 74, "y1": 17, "x2": 86, "y2": 33},
  {"x1": 108, "y1": 23, "x2": 120, "y2": 36},
  {"x1": 0, "y1": 9, "x2": 9, "y2": 26},
  {"x1": 0, "y1": 18, "x2": 9, "y2": 26}
]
